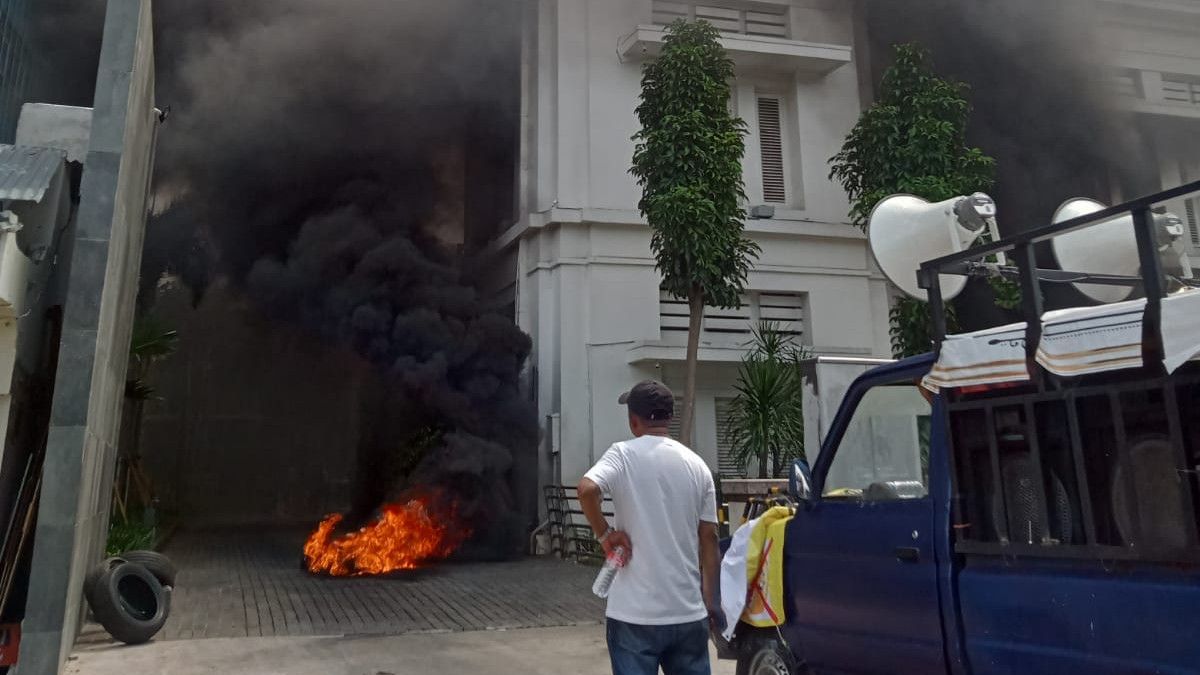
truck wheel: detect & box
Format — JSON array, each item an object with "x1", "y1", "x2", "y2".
[{"x1": 736, "y1": 631, "x2": 807, "y2": 675}]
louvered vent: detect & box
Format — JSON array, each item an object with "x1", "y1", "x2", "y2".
[
  {"x1": 714, "y1": 397, "x2": 743, "y2": 477},
  {"x1": 668, "y1": 397, "x2": 684, "y2": 439},
  {"x1": 659, "y1": 290, "x2": 805, "y2": 343},
  {"x1": 757, "y1": 96, "x2": 786, "y2": 204}
]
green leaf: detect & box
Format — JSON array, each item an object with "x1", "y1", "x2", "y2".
[{"x1": 724, "y1": 321, "x2": 810, "y2": 478}]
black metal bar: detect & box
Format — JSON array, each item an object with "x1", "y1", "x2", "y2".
[
  {"x1": 1132, "y1": 206, "x2": 1166, "y2": 371},
  {"x1": 955, "y1": 539, "x2": 1200, "y2": 565},
  {"x1": 1162, "y1": 383, "x2": 1199, "y2": 546},
  {"x1": 1014, "y1": 244, "x2": 1043, "y2": 364},
  {"x1": 950, "y1": 412, "x2": 980, "y2": 541},
  {"x1": 1110, "y1": 392, "x2": 1141, "y2": 548},
  {"x1": 945, "y1": 372, "x2": 1200, "y2": 414},
  {"x1": 985, "y1": 406, "x2": 1009, "y2": 544},
  {"x1": 944, "y1": 261, "x2": 1144, "y2": 287},
  {"x1": 920, "y1": 266, "x2": 948, "y2": 353},
  {"x1": 921, "y1": 179, "x2": 1200, "y2": 273},
  {"x1": 1022, "y1": 401, "x2": 1053, "y2": 545},
  {"x1": 1064, "y1": 394, "x2": 1098, "y2": 545}
]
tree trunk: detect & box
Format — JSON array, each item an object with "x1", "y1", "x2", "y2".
[{"x1": 679, "y1": 286, "x2": 704, "y2": 447}]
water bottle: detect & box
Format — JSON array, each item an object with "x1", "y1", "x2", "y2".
[{"x1": 591, "y1": 545, "x2": 628, "y2": 598}]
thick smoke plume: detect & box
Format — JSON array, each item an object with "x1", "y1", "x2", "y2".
[
  {"x1": 40, "y1": 0, "x2": 536, "y2": 557},
  {"x1": 866, "y1": 0, "x2": 1150, "y2": 229},
  {"x1": 865, "y1": 0, "x2": 1153, "y2": 321}
]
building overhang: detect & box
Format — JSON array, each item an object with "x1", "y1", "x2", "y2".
[{"x1": 617, "y1": 25, "x2": 851, "y2": 76}]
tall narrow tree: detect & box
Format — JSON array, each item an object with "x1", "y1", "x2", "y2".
[
  {"x1": 631, "y1": 20, "x2": 759, "y2": 445},
  {"x1": 829, "y1": 43, "x2": 995, "y2": 357}
]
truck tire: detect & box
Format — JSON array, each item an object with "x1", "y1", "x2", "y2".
[
  {"x1": 120, "y1": 550, "x2": 178, "y2": 588},
  {"x1": 84, "y1": 560, "x2": 170, "y2": 645},
  {"x1": 736, "y1": 629, "x2": 809, "y2": 675}
]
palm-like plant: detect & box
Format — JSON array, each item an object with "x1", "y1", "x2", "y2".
[
  {"x1": 126, "y1": 318, "x2": 179, "y2": 400},
  {"x1": 725, "y1": 321, "x2": 808, "y2": 478}
]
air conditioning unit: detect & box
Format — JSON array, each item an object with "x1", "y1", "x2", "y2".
[{"x1": 749, "y1": 205, "x2": 775, "y2": 219}]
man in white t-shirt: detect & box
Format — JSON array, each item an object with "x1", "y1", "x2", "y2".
[{"x1": 578, "y1": 380, "x2": 722, "y2": 675}]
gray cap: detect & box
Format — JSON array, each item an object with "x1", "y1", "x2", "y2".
[{"x1": 618, "y1": 380, "x2": 674, "y2": 421}]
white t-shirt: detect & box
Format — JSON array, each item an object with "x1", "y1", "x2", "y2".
[{"x1": 583, "y1": 434, "x2": 718, "y2": 625}]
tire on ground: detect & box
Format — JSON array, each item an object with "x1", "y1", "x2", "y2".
[
  {"x1": 83, "y1": 556, "x2": 124, "y2": 600},
  {"x1": 120, "y1": 549, "x2": 178, "y2": 588},
  {"x1": 735, "y1": 627, "x2": 807, "y2": 675},
  {"x1": 84, "y1": 560, "x2": 170, "y2": 645}
]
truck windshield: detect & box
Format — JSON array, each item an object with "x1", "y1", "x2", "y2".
[{"x1": 823, "y1": 383, "x2": 931, "y2": 500}]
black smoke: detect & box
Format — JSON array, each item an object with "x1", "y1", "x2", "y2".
[
  {"x1": 865, "y1": 0, "x2": 1153, "y2": 228},
  {"x1": 38, "y1": 0, "x2": 536, "y2": 557}
]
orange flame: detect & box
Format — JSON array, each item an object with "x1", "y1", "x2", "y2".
[{"x1": 303, "y1": 494, "x2": 468, "y2": 576}]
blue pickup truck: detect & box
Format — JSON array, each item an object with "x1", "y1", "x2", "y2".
[{"x1": 728, "y1": 184, "x2": 1200, "y2": 675}]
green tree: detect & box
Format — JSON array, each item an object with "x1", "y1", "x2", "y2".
[
  {"x1": 829, "y1": 44, "x2": 1001, "y2": 356},
  {"x1": 631, "y1": 20, "x2": 760, "y2": 445},
  {"x1": 725, "y1": 321, "x2": 808, "y2": 478}
]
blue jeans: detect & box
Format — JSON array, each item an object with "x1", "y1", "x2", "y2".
[{"x1": 606, "y1": 618, "x2": 711, "y2": 675}]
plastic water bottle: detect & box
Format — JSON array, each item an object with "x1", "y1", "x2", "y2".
[{"x1": 591, "y1": 545, "x2": 628, "y2": 598}]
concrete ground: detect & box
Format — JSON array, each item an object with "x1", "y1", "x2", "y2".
[{"x1": 66, "y1": 624, "x2": 738, "y2": 675}]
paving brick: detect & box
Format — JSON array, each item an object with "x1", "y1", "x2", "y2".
[{"x1": 125, "y1": 528, "x2": 606, "y2": 641}]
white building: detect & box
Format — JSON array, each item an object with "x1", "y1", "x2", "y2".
[
  {"x1": 491, "y1": 0, "x2": 892, "y2": 490},
  {"x1": 1100, "y1": 0, "x2": 1200, "y2": 251}
]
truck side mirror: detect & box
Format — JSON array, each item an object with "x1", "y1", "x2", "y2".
[{"x1": 789, "y1": 459, "x2": 814, "y2": 503}]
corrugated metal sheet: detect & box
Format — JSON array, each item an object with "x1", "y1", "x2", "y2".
[{"x1": 0, "y1": 144, "x2": 66, "y2": 203}]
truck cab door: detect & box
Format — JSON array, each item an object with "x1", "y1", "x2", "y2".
[{"x1": 784, "y1": 376, "x2": 947, "y2": 675}]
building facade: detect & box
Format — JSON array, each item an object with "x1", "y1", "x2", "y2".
[
  {"x1": 496, "y1": 0, "x2": 891, "y2": 491},
  {"x1": 0, "y1": 0, "x2": 32, "y2": 142},
  {"x1": 1100, "y1": 0, "x2": 1200, "y2": 256}
]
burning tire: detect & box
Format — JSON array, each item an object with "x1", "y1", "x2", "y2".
[
  {"x1": 119, "y1": 550, "x2": 178, "y2": 588},
  {"x1": 83, "y1": 558, "x2": 171, "y2": 645}
]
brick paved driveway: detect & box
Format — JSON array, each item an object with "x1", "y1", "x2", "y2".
[{"x1": 88, "y1": 528, "x2": 606, "y2": 641}]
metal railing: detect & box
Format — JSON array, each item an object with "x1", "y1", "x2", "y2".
[{"x1": 919, "y1": 179, "x2": 1200, "y2": 364}]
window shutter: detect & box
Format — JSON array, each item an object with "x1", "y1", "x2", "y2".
[
  {"x1": 756, "y1": 97, "x2": 786, "y2": 204},
  {"x1": 714, "y1": 397, "x2": 742, "y2": 477}
]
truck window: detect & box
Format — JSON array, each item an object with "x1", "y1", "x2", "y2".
[{"x1": 823, "y1": 383, "x2": 931, "y2": 501}]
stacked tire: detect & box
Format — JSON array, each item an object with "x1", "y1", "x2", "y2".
[{"x1": 83, "y1": 550, "x2": 175, "y2": 645}]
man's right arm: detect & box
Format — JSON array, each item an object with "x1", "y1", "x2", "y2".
[{"x1": 579, "y1": 448, "x2": 632, "y2": 556}]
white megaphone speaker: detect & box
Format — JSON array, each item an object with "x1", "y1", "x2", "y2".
[
  {"x1": 869, "y1": 192, "x2": 999, "y2": 301},
  {"x1": 1051, "y1": 198, "x2": 1193, "y2": 304}
]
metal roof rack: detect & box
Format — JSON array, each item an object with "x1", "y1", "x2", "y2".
[{"x1": 918, "y1": 179, "x2": 1200, "y2": 368}]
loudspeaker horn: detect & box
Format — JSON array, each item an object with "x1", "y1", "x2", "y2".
[
  {"x1": 868, "y1": 193, "x2": 999, "y2": 301},
  {"x1": 1051, "y1": 198, "x2": 1192, "y2": 304}
]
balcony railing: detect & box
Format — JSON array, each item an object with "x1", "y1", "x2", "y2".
[{"x1": 652, "y1": 0, "x2": 789, "y2": 39}]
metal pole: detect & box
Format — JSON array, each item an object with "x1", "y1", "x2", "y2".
[
  {"x1": 1014, "y1": 244, "x2": 1043, "y2": 363},
  {"x1": 1132, "y1": 207, "x2": 1165, "y2": 370}
]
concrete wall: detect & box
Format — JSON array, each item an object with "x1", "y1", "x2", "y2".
[
  {"x1": 138, "y1": 282, "x2": 366, "y2": 526},
  {"x1": 20, "y1": 1, "x2": 158, "y2": 672},
  {"x1": 513, "y1": 0, "x2": 891, "y2": 494}
]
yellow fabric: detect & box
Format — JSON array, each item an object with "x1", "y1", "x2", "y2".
[{"x1": 742, "y1": 505, "x2": 792, "y2": 628}]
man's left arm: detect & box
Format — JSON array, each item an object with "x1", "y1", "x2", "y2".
[
  {"x1": 698, "y1": 469, "x2": 723, "y2": 633},
  {"x1": 699, "y1": 520, "x2": 722, "y2": 632}
]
